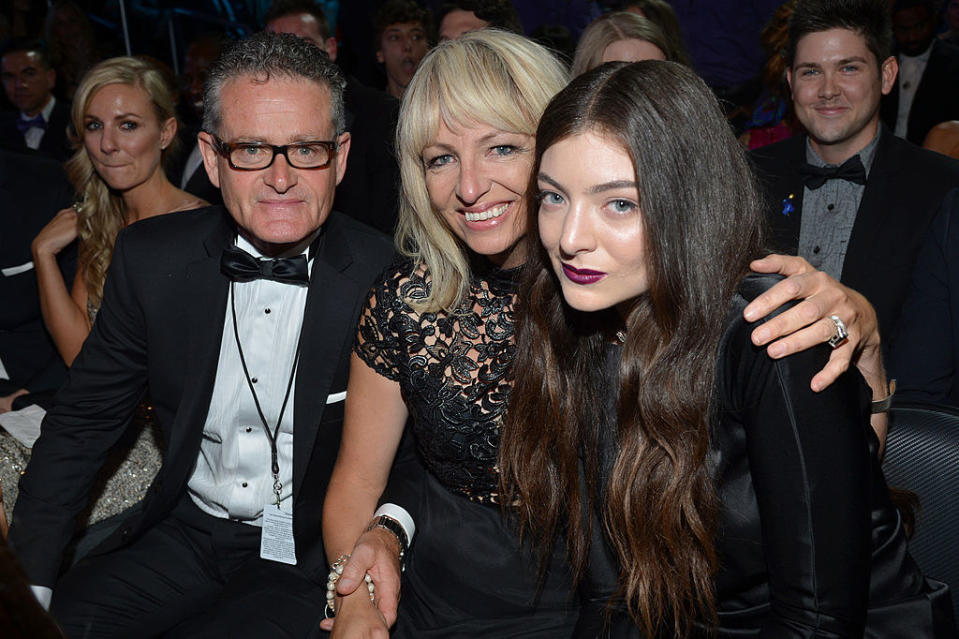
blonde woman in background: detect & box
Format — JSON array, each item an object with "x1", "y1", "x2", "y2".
[
  {"x1": 32, "y1": 56, "x2": 206, "y2": 365},
  {"x1": 571, "y1": 12, "x2": 688, "y2": 76},
  {"x1": 24, "y1": 56, "x2": 206, "y2": 526}
]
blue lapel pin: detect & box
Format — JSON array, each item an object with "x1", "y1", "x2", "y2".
[{"x1": 781, "y1": 193, "x2": 795, "y2": 216}]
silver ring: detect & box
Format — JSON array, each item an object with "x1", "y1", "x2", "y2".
[{"x1": 827, "y1": 314, "x2": 849, "y2": 348}]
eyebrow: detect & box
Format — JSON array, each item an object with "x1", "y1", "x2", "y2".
[
  {"x1": 538, "y1": 173, "x2": 638, "y2": 195},
  {"x1": 795, "y1": 56, "x2": 869, "y2": 69},
  {"x1": 423, "y1": 132, "x2": 522, "y2": 152},
  {"x1": 587, "y1": 179, "x2": 639, "y2": 194},
  {"x1": 537, "y1": 172, "x2": 565, "y2": 193}
]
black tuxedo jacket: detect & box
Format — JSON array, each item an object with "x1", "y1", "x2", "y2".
[
  {"x1": 8, "y1": 205, "x2": 394, "y2": 587},
  {"x1": 0, "y1": 99, "x2": 73, "y2": 162},
  {"x1": 889, "y1": 188, "x2": 959, "y2": 405},
  {"x1": 336, "y1": 77, "x2": 400, "y2": 236},
  {"x1": 0, "y1": 149, "x2": 75, "y2": 394},
  {"x1": 166, "y1": 127, "x2": 223, "y2": 207},
  {"x1": 880, "y1": 39, "x2": 959, "y2": 146},
  {"x1": 750, "y1": 127, "x2": 959, "y2": 344}
]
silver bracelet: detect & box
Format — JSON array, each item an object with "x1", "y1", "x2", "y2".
[
  {"x1": 871, "y1": 379, "x2": 896, "y2": 414},
  {"x1": 324, "y1": 554, "x2": 375, "y2": 618}
]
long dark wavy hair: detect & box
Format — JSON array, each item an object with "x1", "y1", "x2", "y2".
[{"x1": 499, "y1": 61, "x2": 766, "y2": 637}]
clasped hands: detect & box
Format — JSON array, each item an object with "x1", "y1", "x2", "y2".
[
  {"x1": 322, "y1": 526, "x2": 401, "y2": 638},
  {"x1": 323, "y1": 254, "x2": 882, "y2": 637}
]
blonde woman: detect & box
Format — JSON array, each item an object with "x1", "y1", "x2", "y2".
[
  {"x1": 26, "y1": 57, "x2": 205, "y2": 525},
  {"x1": 323, "y1": 30, "x2": 577, "y2": 638},
  {"x1": 571, "y1": 12, "x2": 688, "y2": 77},
  {"x1": 32, "y1": 56, "x2": 206, "y2": 366}
]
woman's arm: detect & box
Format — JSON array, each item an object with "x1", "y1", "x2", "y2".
[
  {"x1": 31, "y1": 208, "x2": 91, "y2": 366},
  {"x1": 737, "y1": 322, "x2": 873, "y2": 637},
  {"x1": 323, "y1": 353, "x2": 409, "y2": 634}
]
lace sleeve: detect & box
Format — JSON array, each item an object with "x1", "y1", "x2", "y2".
[{"x1": 353, "y1": 259, "x2": 427, "y2": 382}]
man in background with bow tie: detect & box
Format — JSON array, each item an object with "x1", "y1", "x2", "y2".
[
  {"x1": 751, "y1": 0, "x2": 959, "y2": 346},
  {"x1": 0, "y1": 39, "x2": 71, "y2": 162},
  {"x1": 9, "y1": 32, "x2": 396, "y2": 638}
]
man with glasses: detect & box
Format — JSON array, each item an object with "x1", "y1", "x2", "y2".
[{"x1": 9, "y1": 32, "x2": 395, "y2": 638}]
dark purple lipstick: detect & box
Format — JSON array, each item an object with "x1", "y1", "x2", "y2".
[{"x1": 561, "y1": 263, "x2": 606, "y2": 284}]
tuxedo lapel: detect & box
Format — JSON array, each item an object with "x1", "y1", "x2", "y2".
[
  {"x1": 163, "y1": 213, "x2": 233, "y2": 488},
  {"x1": 843, "y1": 128, "x2": 894, "y2": 281},
  {"x1": 761, "y1": 136, "x2": 805, "y2": 253},
  {"x1": 292, "y1": 218, "x2": 357, "y2": 494}
]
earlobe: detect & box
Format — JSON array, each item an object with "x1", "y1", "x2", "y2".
[
  {"x1": 785, "y1": 67, "x2": 793, "y2": 94},
  {"x1": 197, "y1": 131, "x2": 221, "y2": 188},
  {"x1": 325, "y1": 37, "x2": 339, "y2": 63},
  {"x1": 376, "y1": 50, "x2": 384, "y2": 64},
  {"x1": 160, "y1": 117, "x2": 177, "y2": 150}
]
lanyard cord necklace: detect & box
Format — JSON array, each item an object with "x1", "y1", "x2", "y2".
[{"x1": 230, "y1": 281, "x2": 303, "y2": 508}]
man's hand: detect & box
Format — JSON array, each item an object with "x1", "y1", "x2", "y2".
[
  {"x1": 319, "y1": 526, "x2": 403, "y2": 632},
  {"x1": 744, "y1": 254, "x2": 881, "y2": 392},
  {"x1": 328, "y1": 588, "x2": 390, "y2": 639}
]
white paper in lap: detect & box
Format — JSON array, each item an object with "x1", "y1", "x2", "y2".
[{"x1": 0, "y1": 404, "x2": 46, "y2": 447}]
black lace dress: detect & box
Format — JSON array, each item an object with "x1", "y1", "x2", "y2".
[{"x1": 355, "y1": 258, "x2": 578, "y2": 637}]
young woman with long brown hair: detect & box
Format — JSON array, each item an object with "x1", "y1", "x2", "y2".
[{"x1": 502, "y1": 60, "x2": 952, "y2": 638}]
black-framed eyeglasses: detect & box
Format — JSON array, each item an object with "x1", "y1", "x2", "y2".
[{"x1": 210, "y1": 135, "x2": 340, "y2": 170}]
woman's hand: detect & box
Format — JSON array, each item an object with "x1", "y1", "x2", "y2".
[
  {"x1": 744, "y1": 254, "x2": 881, "y2": 392},
  {"x1": 32, "y1": 207, "x2": 78, "y2": 258},
  {"x1": 319, "y1": 527, "x2": 403, "y2": 632},
  {"x1": 0, "y1": 389, "x2": 29, "y2": 414}
]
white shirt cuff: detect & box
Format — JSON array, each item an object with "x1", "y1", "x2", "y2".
[
  {"x1": 374, "y1": 503, "x2": 415, "y2": 544},
  {"x1": 30, "y1": 585, "x2": 52, "y2": 610}
]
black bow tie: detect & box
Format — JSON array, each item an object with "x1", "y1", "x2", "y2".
[
  {"x1": 799, "y1": 155, "x2": 867, "y2": 190},
  {"x1": 16, "y1": 113, "x2": 46, "y2": 134},
  {"x1": 220, "y1": 245, "x2": 310, "y2": 285}
]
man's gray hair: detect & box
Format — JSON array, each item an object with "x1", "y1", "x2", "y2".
[{"x1": 202, "y1": 31, "x2": 347, "y2": 136}]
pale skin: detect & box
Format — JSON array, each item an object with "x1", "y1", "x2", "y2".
[{"x1": 322, "y1": 124, "x2": 888, "y2": 636}]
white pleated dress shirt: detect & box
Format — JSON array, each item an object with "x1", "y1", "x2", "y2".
[{"x1": 188, "y1": 233, "x2": 311, "y2": 524}]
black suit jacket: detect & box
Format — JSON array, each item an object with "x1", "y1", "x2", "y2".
[
  {"x1": 750, "y1": 126, "x2": 959, "y2": 345},
  {"x1": 166, "y1": 126, "x2": 223, "y2": 207},
  {"x1": 336, "y1": 77, "x2": 400, "y2": 236},
  {"x1": 0, "y1": 99, "x2": 73, "y2": 163},
  {"x1": 880, "y1": 40, "x2": 959, "y2": 146},
  {"x1": 8, "y1": 205, "x2": 394, "y2": 587},
  {"x1": 0, "y1": 149, "x2": 75, "y2": 394},
  {"x1": 889, "y1": 188, "x2": 959, "y2": 405}
]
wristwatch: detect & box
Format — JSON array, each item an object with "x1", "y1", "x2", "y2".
[{"x1": 367, "y1": 514, "x2": 409, "y2": 569}]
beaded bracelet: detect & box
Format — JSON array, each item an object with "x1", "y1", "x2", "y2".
[{"x1": 324, "y1": 554, "x2": 375, "y2": 618}]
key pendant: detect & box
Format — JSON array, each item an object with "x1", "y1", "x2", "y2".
[{"x1": 273, "y1": 475, "x2": 283, "y2": 509}]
